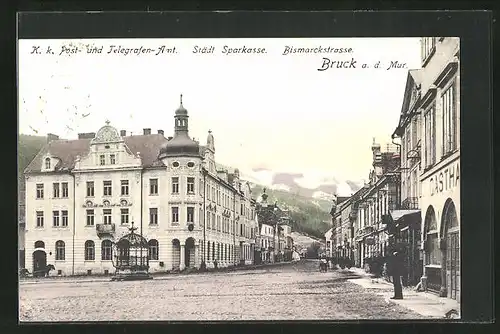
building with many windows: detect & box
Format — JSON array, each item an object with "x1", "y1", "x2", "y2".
[
  {"x1": 415, "y1": 37, "x2": 460, "y2": 301},
  {"x1": 352, "y1": 141, "x2": 400, "y2": 270},
  {"x1": 23, "y1": 96, "x2": 257, "y2": 276}
]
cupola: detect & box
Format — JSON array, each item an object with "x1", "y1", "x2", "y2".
[{"x1": 159, "y1": 94, "x2": 200, "y2": 159}]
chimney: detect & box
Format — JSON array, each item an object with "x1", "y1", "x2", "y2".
[
  {"x1": 157, "y1": 129, "x2": 164, "y2": 136},
  {"x1": 78, "y1": 132, "x2": 96, "y2": 139},
  {"x1": 143, "y1": 128, "x2": 151, "y2": 135},
  {"x1": 47, "y1": 133, "x2": 59, "y2": 143},
  {"x1": 120, "y1": 130, "x2": 126, "y2": 137}
]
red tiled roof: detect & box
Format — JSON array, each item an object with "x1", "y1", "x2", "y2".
[{"x1": 25, "y1": 134, "x2": 169, "y2": 173}]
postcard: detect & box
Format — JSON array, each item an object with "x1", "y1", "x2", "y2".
[{"x1": 18, "y1": 32, "x2": 461, "y2": 321}]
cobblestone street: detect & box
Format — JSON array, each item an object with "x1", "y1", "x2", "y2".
[{"x1": 19, "y1": 260, "x2": 426, "y2": 321}]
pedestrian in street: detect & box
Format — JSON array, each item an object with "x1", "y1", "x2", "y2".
[{"x1": 388, "y1": 250, "x2": 404, "y2": 300}]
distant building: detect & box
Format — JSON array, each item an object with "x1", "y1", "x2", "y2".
[
  {"x1": 352, "y1": 140, "x2": 400, "y2": 269},
  {"x1": 324, "y1": 228, "x2": 333, "y2": 257},
  {"x1": 23, "y1": 96, "x2": 256, "y2": 276}
]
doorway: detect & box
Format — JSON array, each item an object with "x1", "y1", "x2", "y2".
[
  {"x1": 443, "y1": 200, "x2": 460, "y2": 301},
  {"x1": 33, "y1": 250, "x2": 47, "y2": 273}
]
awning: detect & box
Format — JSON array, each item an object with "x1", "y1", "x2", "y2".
[{"x1": 390, "y1": 210, "x2": 420, "y2": 223}]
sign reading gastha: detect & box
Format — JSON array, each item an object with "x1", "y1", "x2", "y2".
[{"x1": 429, "y1": 162, "x2": 460, "y2": 196}]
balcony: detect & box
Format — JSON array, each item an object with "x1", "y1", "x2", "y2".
[
  {"x1": 96, "y1": 223, "x2": 115, "y2": 237},
  {"x1": 401, "y1": 197, "x2": 419, "y2": 210}
]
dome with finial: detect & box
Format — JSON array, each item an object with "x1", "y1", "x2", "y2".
[
  {"x1": 158, "y1": 94, "x2": 200, "y2": 159},
  {"x1": 175, "y1": 94, "x2": 188, "y2": 115}
]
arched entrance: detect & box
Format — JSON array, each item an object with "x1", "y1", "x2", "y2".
[
  {"x1": 442, "y1": 199, "x2": 460, "y2": 301},
  {"x1": 32, "y1": 250, "x2": 47, "y2": 273},
  {"x1": 185, "y1": 237, "x2": 195, "y2": 268},
  {"x1": 172, "y1": 239, "x2": 180, "y2": 270},
  {"x1": 423, "y1": 206, "x2": 440, "y2": 292}
]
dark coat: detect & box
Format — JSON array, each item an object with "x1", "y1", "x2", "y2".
[{"x1": 387, "y1": 252, "x2": 404, "y2": 277}]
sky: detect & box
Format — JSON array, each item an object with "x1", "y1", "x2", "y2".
[{"x1": 18, "y1": 38, "x2": 422, "y2": 183}]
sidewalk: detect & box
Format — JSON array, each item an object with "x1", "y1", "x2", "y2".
[
  {"x1": 346, "y1": 267, "x2": 461, "y2": 319},
  {"x1": 19, "y1": 261, "x2": 294, "y2": 285}
]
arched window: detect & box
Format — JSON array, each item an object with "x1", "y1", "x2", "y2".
[
  {"x1": 85, "y1": 240, "x2": 95, "y2": 261},
  {"x1": 45, "y1": 158, "x2": 51, "y2": 170},
  {"x1": 55, "y1": 240, "x2": 65, "y2": 260},
  {"x1": 34, "y1": 240, "x2": 45, "y2": 249},
  {"x1": 148, "y1": 239, "x2": 159, "y2": 260},
  {"x1": 424, "y1": 206, "x2": 440, "y2": 265},
  {"x1": 101, "y1": 240, "x2": 113, "y2": 260}
]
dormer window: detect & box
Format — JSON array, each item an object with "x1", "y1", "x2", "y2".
[
  {"x1": 45, "y1": 158, "x2": 51, "y2": 170},
  {"x1": 187, "y1": 162, "x2": 195, "y2": 168}
]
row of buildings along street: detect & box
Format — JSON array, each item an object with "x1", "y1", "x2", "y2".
[
  {"x1": 19, "y1": 96, "x2": 296, "y2": 278},
  {"x1": 325, "y1": 37, "x2": 460, "y2": 303}
]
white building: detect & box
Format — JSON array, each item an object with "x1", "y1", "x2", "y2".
[
  {"x1": 417, "y1": 37, "x2": 460, "y2": 301},
  {"x1": 23, "y1": 97, "x2": 257, "y2": 276},
  {"x1": 324, "y1": 228, "x2": 333, "y2": 257}
]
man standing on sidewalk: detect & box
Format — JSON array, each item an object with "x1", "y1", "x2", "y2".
[{"x1": 388, "y1": 250, "x2": 404, "y2": 300}]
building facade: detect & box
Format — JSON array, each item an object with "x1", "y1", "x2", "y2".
[
  {"x1": 23, "y1": 97, "x2": 257, "y2": 276},
  {"x1": 353, "y1": 141, "x2": 400, "y2": 270},
  {"x1": 391, "y1": 69, "x2": 425, "y2": 287},
  {"x1": 417, "y1": 37, "x2": 460, "y2": 301}
]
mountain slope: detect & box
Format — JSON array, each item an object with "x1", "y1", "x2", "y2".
[{"x1": 249, "y1": 183, "x2": 332, "y2": 239}]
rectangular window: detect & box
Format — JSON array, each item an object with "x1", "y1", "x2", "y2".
[
  {"x1": 150, "y1": 208, "x2": 158, "y2": 225},
  {"x1": 171, "y1": 177, "x2": 179, "y2": 194},
  {"x1": 86, "y1": 209, "x2": 95, "y2": 226},
  {"x1": 422, "y1": 37, "x2": 436, "y2": 62},
  {"x1": 171, "y1": 207, "x2": 179, "y2": 224},
  {"x1": 187, "y1": 177, "x2": 195, "y2": 194},
  {"x1": 61, "y1": 182, "x2": 69, "y2": 198},
  {"x1": 442, "y1": 81, "x2": 458, "y2": 155},
  {"x1": 207, "y1": 213, "x2": 211, "y2": 230},
  {"x1": 36, "y1": 184, "x2": 44, "y2": 199},
  {"x1": 120, "y1": 208, "x2": 129, "y2": 225},
  {"x1": 36, "y1": 211, "x2": 44, "y2": 227},
  {"x1": 103, "y1": 209, "x2": 112, "y2": 225},
  {"x1": 187, "y1": 207, "x2": 194, "y2": 223},
  {"x1": 53, "y1": 183, "x2": 60, "y2": 198},
  {"x1": 425, "y1": 104, "x2": 437, "y2": 167},
  {"x1": 150, "y1": 178, "x2": 158, "y2": 195},
  {"x1": 103, "y1": 181, "x2": 112, "y2": 196},
  {"x1": 217, "y1": 216, "x2": 221, "y2": 231},
  {"x1": 100, "y1": 154, "x2": 105, "y2": 165},
  {"x1": 212, "y1": 213, "x2": 216, "y2": 229},
  {"x1": 110, "y1": 154, "x2": 116, "y2": 165},
  {"x1": 240, "y1": 203, "x2": 244, "y2": 215},
  {"x1": 86, "y1": 181, "x2": 95, "y2": 197},
  {"x1": 53, "y1": 210, "x2": 60, "y2": 227},
  {"x1": 411, "y1": 118, "x2": 418, "y2": 150},
  {"x1": 61, "y1": 210, "x2": 68, "y2": 227},
  {"x1": 121, "y1": 180, "x2": 129, "y2": 196}
]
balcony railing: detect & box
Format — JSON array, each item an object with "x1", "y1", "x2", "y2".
[
  {"x1": 96, "y1": 223, "x2": 115, "y2": 235},
  {"x1": 401, "y1": 197, "x2": 420, "y2": 210}
]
